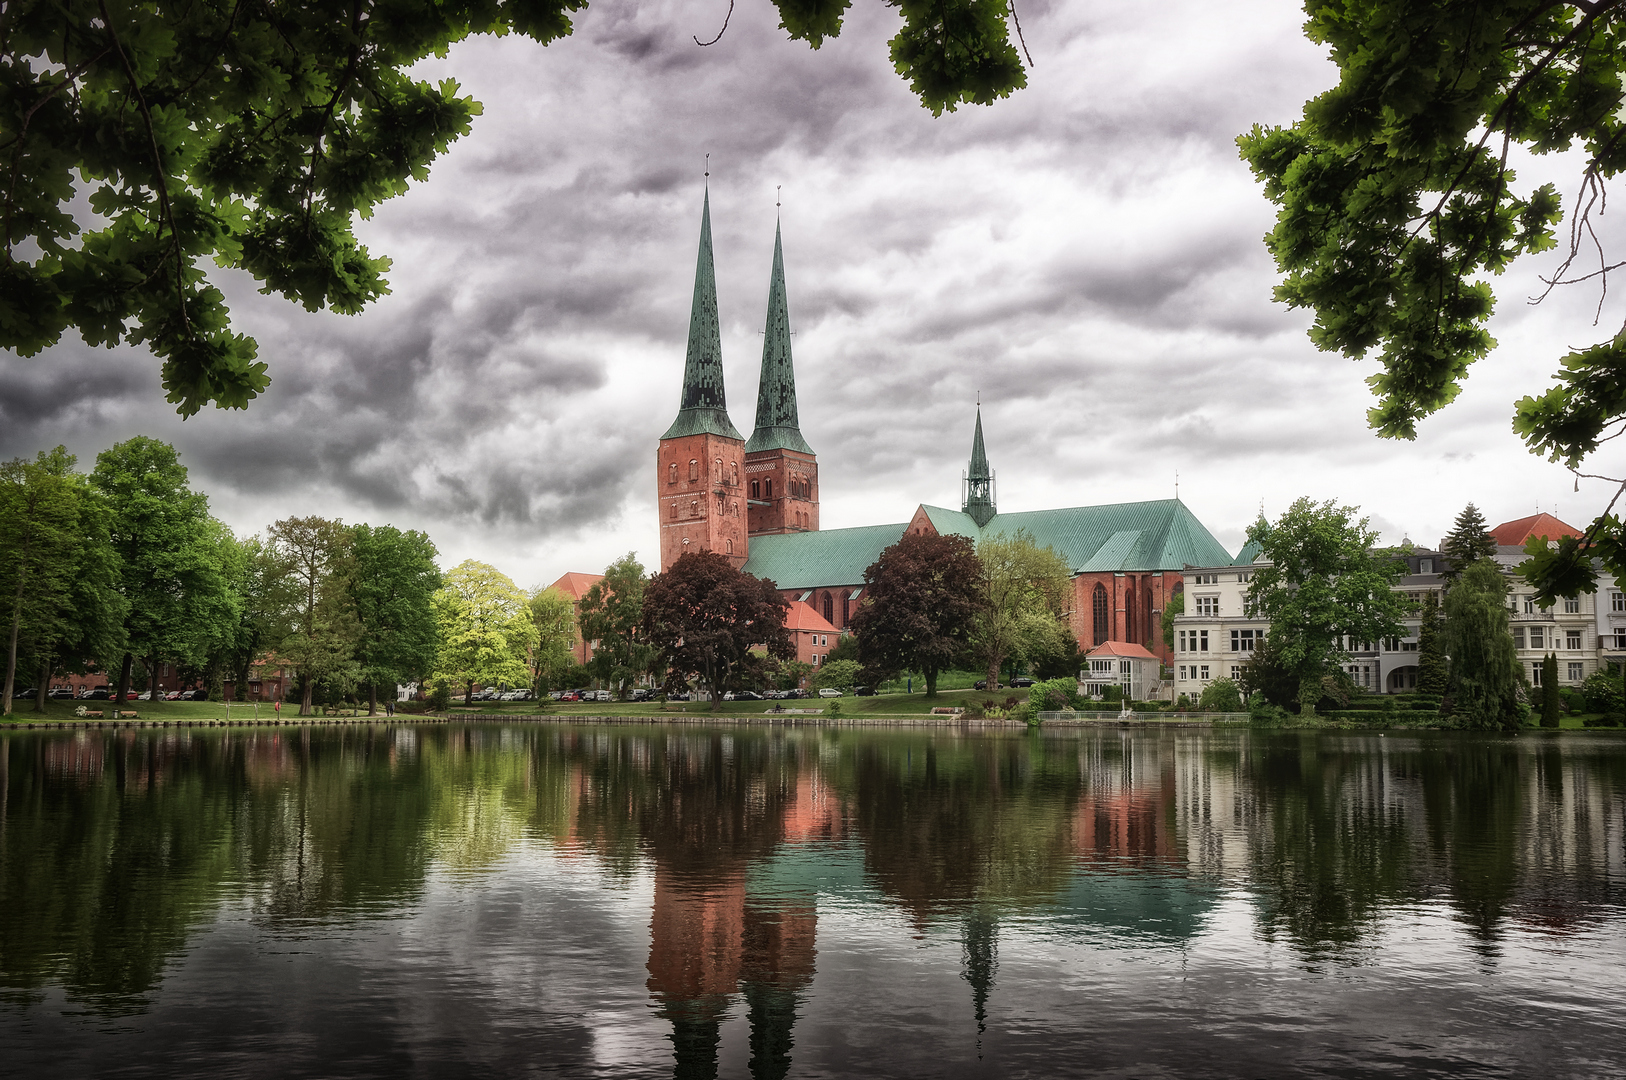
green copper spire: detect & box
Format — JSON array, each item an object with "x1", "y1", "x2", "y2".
[
  {"x1": 662, "y1": 189, "x2": 743, "y2": 441},
  {"x1": 746, "y1": 221, "x2": 814, "y2": 455},
  {"x1": 962, "y1": 407, "x2": 996, "y2": 527}
]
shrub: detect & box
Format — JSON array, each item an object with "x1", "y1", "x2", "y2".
[
  {"x1": 1028, "y1": 678, "x2": 1082, "y2": 715},
  {"x1": 1582, "y1": 669, "x2": 1623, "y2": 715},
  {"x1": 1198, "y1": 677, "x2": 1243, "y2": 713},
  {"x1": 427, "y1": 681, "x2": 451, "y2": 711},
  {"x1": 825, "y1": 700, "x2": 841, "y2": 717}
]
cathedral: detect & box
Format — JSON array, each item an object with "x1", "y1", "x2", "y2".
[{"x1": 652, "y1": 192, "x2": 1243, "y2": 665}]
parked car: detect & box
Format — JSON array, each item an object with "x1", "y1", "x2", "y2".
[
  {"x1": 15, "y1": 687, "x2": 39, "y2": 700},
  {"x1": 82, "y1": 688, "x2": 111, "y2": 700},
  {"x1": 47, "y1": 687, "x2": 76, "y2": 699},
  {"x1": 630, "y1": 688, "x2": 651, "y2": 701},
  {"x1": 513, "y1": 689, "x2": 535, "y2": 701},
  {"x1": 818, "y1": 688, "x2": 843, "y2": 698},
  {"x1": 855, "y1": 686, "x2": 875, "y2": 696},
  {"x1": 558, "y1": 691, "x2": 581, "y2": 702},
  {"x1": 165, "y1": 690, "x2": 183, "y2": 700},
  {"x1": 135, "y1": 690, "x2": 155, "y2": 700},
  {"x1": 734, "y1": 690, "x2": 763, "y2": 701},
  {"x1": 178, "y1": 689, "x2": 203, "y2": 700},
  {"x1": 667, "y1": 692, "x2": 691, "y2": 701},
  {"x1": 1011, "y1": 676, "x2": 1036, "y2": 688}
]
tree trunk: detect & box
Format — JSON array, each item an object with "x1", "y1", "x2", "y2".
[
  {"x1": 465, "y1": 680, "x2": 474, "y2": 704},
  {"x1": 300, "y1": 672, "x2": 313, "y2": 716},
  {"x1": 36, "y1": 654, "x2": 50, "y2": 713},
  {"x1": 2, "y1": 587, "x2": 21, "y2": 717},
  {"x1": 368, "y1": 682, "x2": 377, "y2": 716},
  {"x1": 986, "y1": 658, "x2": 1001, "y2": 694},
  {"x1": 117, "y1": 652, "x2": 134, "y2": 706},
  {"x1": 924, "y1": 667, "x2": 939, "y2": 698},
  {"x1": 147, "y1": 653, "x2": 160, "y2": 704},
  {"x1": 1297, "y1": 676, "x2": 1319, "y2": 718}
]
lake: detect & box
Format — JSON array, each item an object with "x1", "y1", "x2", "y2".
[{"x1": 1, "y1": 722, "x2": 1623, "y2": 1077}]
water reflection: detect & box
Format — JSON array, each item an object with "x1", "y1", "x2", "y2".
[{"x1": 2, "y1": 725, "x2": 1624, "y2": 1076}]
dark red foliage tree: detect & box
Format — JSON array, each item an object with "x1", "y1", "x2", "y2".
[
  {"x1": 849, "y1": 533, "x2": 985, "y2": 698},
  {"x1": 643, "y1": 552, "x2": 793, "y2": 708}
]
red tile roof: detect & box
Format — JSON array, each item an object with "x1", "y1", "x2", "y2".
[
  {"x1": 1490, "y1": 513, "x2": 1583, "y2": 547},
  {"x1": 783, "y1": 600, "x2": 839, "y2": 634},
  {"x1": 1086, "y1": 641, "x2": 1160, "y2": 661},
  {"x1": 547, "y1": 572, "x2": 604, "y2": 600}
]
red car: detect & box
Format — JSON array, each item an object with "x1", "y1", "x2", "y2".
[{"x1": 558, "y1": 691, "x2": 581, "y2": 702}]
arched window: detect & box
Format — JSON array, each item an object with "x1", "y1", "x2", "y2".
[
  {"x1": 726, "y1": 538, "x2": 733, "y2": 554},
  {"x1": 765, "y1": 479, "x2": 773, "y2": 500},
  {"x1": 1143, "y1": 585, "x2": 1154, "y2": 647},
  {"x1": 690, "y1": 500, "x2": 698, "y2": 517},
  {"x1": 715, "y1": 458, "x2": 723, "y2": 482},
  {"x1": 730, "y1": 462, "x2": 739, "y2": 486},
  {"x1": 1124, "y1": 584, "x2": 1137, "y2": 644},
  {"x1": 689, "y1": 459, "x2": 699, "y2": 482},
  {"x1": 822, "y1": 592, "x2": 834, "y2": 623},
  {"x1": 842, "y1": 595, "x2": 850, "y2": 625},
  {"x1": 1092, "y1": 584, "x2": 1109, "y2": 645},
  {"x1": 668, "y1": 463, "x2": 677, "y2": 485},
  {"x1": 751, "y1": 480, "x2": 760, "y2": 499},
  {"x1": 670, "y1": 502, "x2": 677, "y2": 520}
]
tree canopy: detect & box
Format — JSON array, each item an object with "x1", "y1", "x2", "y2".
[
  {"x1": 1240, "y1": 0, "x2": 1626, "y2": 600},
  {"x1": 642, "y1": 551, "x2": 791, "y2": 708},
  {"x1": 970, "y1": 530, "x2": 1071, "y2": 692},
  {"x1": 1443, "y1": 557, "x2": 1524, "y2": 730},
  {"x1": 1245, "y1": 497, "x2": 1411, "y2": 715},
  {"x1": 850, "y1": 531, "x2": 983, "y2": 697},
  {"x1": 2, "y1": 0, "x2": 1026, "y2": 415},
  {"x1": 431, "y1": 559, "x2": 535, "y2": 703},
  {"x1": 349, "y1": 523, "x2": 441, "y2": 713},
  {"x1": 1441, "y1": 504, "x2": 1497, "y2": 581},
  {"x1": 577, "y1": 553, "x2": 654, "y2": 700}
]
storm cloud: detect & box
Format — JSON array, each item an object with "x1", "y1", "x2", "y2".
[{"x1": 0, "y1": 0, "x2": 1613, "y2": 582}]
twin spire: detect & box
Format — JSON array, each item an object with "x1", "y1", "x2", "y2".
[
  {"x1": 662, "y1": 192, "x2": 812, "y2": 456},
  {"x1": 963, "y1": 406, "x2": 996, "y2": 526}
]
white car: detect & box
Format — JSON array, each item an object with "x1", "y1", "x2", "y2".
[{"x1": 818, "y1": 688, "x2": 843, "y2": 698}]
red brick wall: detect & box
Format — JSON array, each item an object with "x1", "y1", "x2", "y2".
[
  {"x1": 746, "y1": 448, "x2": 819, "y2": 536},
  {"x1": 657, "y1": 432, "x2": 750, "y2": 571}
]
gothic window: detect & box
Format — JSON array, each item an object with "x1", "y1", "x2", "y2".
[
  {"x1": 1092, "y1": 584, "x2": 1109, "y2": 645},
  {"x1": 842, "y1": 596, "x2": 850, "y2": 626},
  {"x1": 670, "y1": 502, "x2": 677, "y2": 520},
  {"x1": 689, "y1": 460, "x2": 699, "y2": 482},
  {"x1": 751, "y1": 480, "x2": 760, "y2": 499},
  {"x1": 822, "y1": 592, "x2": 834, "y2": 623},
  {"x1": 1125, "y1": 585, "x2": 1137, "y2": 644},
  {"x1": 731, "y1": 462, "x2": 739, "y2": 486},
  {"x1": 765, "y1": 479, "x2": 773, "y2": 500},
  {"x1": 715, "y1": 458, "x2": 723, "y2": 483},
  {"x1": 690, "y1": 500, "x2": 698, "y2": 517},
  {"x1": 668, "y1": 463, "x2": 677, "y2": 485},
  {"x1": 726, "y1": 538, "x2": 733, "y2": 554},
  {"x1": 1144, "y1": 585, "x2": 1154, "y2": 646}
]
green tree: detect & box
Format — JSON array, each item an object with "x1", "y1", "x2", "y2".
[
  {"x1": 1246, "y1": 498, "x2": 1412, "y2": 716},
  {"x1": 1238, "y1": 1, "x2": 1626, "y2": 603},
  {"x1": 970, "y1": 530, "x2": 1071, "y2": 693},
  {"x1": 431, "y1": 560, "x2": 535, "y2": 704},
  {"x1": 349, "y1": 524, "x2": 441, "y2": 714},
  {"x1": 813, "y1": 659, "x2": 861, "y2": 694},
  {"x1": 577, "y1": 553, "x2": 654, "y2": 700},
  {"x1": 1199, "y1": 677, "x2": 1244, "y2": 713},
  {"x1": 0, "y1": 448, "x2": 112, "y2": 714},
  {"x1": 91, "y1": 437, "x2": 234, "y2": 703},
  {"x1": 1443, "y1": 558, "x2": 1524, "y2": 731},
  {"x1": 265, "y1": 516, "x2": 360, "y2": 715},
  {"x1": 642, "y1": 551, "x2": 792, "y2": 709},
  {"x1": 776, "y1": 659, "x2": 815, "y2": 692},
  {"x1": 849, "y1": 532, "x2": 984, "y2": 698},
  {"x1": 526, "y1": 587, "x2": 578, "y2": 695},
  {"x1": 1540, "y1": 653, "x2": 1561, "y2": 729},
  {"x1": 1417, "y1": 590, "x2": 1447, "y2": 697},
  {"x1": 1160, "y1": 590, "x2": 1184, "y2": 652},
  {"x1": 2, "y1": 1, "x2": 1025, "y2": 415},
  {"x1": 1440, "y1": 505, "x2": 1497, "y2": 582}
]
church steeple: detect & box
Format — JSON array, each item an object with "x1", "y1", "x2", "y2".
[
  {"x1": 662, "y1": 189, "x2": 743, "y2": 441},
  {"x1": 962, "y1": 407, "x2": 996, "y2": 527},
  {"x1": 746, "y1": 221, "x2": 813, "y2": 455}
]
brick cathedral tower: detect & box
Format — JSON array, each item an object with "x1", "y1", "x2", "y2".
[
  {"x1": 657, "y1": 191, "x2": 748, "y2": 571},
  {"x1": 745, "y1": 221, "x2": 818, "y2": 536}
]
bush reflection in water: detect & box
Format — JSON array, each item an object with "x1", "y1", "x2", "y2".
[{"x1": 1, "y1": 724, "x2": 1623, "y2": 1076}]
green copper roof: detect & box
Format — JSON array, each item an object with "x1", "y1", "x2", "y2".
[
  {"x1": 745, "y1": 222, "x2": 813, "y2": 455},
  {"x1": 921, "y1": 498, "x2": 1233, "y2": 573},
  {"x1": 662, "y1": 190, "x2": 743, "y2": 442},
  {"x1": 963, "y1": 408, "x2": 995, "y2": 527},
  {"x1": 739, "y1": 522, "x2": 909, "y2": 589},
  {"x1": 1232, "y1": 538, "x2": 1263, "y2": 565}
]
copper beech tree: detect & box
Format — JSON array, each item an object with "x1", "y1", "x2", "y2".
[
  {"x1": 849, "y1": 532, "x2": 984, "y2": 698},
  {"x1": 642, "y1": 551, "x2": 792, "y2": 708}
]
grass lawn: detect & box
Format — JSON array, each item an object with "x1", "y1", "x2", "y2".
[
  {"x1": 441, "y1": 687, "x2": 998, "y2": 720},
  {"x1": 1, "y1": 697, "x2": 318, "y2": 724}
]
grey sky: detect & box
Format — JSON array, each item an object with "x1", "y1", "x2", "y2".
[{"x1": 1, "y1": 0, "x2": 1616, "y2": 585}]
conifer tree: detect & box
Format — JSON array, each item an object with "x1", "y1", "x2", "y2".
[
  {"x1": 1541, "y1": 653, "x2": 1561, "y2": 728},
  {"x1": 1443, "y1": 559, "x2": 1524, "y2": 731},
  {"x1": 1416, "y1": 591, "x2": 1447, "y2": 697},
  {"x1": 1440, "y1": 504, "x2": 1497, "y2": 582}
]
